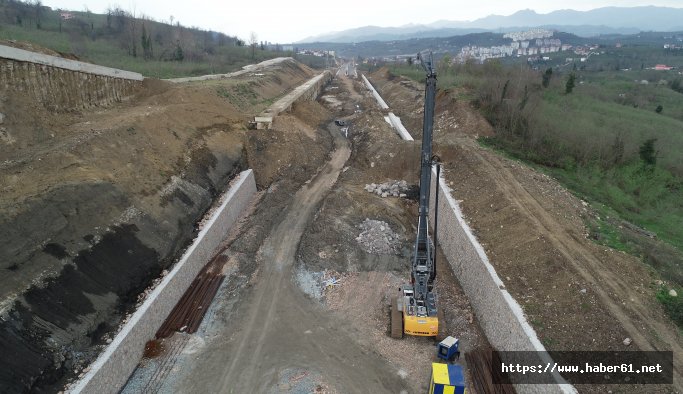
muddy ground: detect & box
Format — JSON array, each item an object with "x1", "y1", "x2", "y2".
[
  {"x1": 369, "y1": 67, "x2": 682, "y2": 392},
  {"x1": 123, "y1": 71, "x2": 487, "y2": 393},
  {"x1": 0, "y1": 56, "x2": 316, "y2": 392}
]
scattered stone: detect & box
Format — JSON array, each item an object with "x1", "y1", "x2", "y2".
[
  {"x1": 0, "y1": 113, "x2": 4, "y2": 124},
  {"x1": 654, "y1": 280, "x2": 663, "y2": 286},
  {"x1": 580, "y1": 288, "x2": 587, "y2": 294},
  {"x1": 623, "y1": 337, "x2": 632, "y2": 346},
  {"x1": 669, "y1": 289, "x2": 678, "y2": 297},
  {"x1": 364, "y1": 180, "x2": 409, "y2": 198},
  {"x1": 355, "y1": 218, "x2": 401, "y2": 254}
]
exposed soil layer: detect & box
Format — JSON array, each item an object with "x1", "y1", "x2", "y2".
[
  {"x1": 0, "y1": 56, "x2": 316, "y2": 392},
  {"x1": 369, "y1": 68, "x2": 682, "y2": 392}
]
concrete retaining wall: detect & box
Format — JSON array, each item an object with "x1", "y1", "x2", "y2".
[
  {"x1": 69, "y1": 169, "x2": 257, "y2": 394},
  {"x1": 165, "y1": 57, "x2": 291, "y2": 83},
  {"x1": 0, "y1": 45, "x2": 142, "y2": 111},
  {"x1": 256, "y1": 70, "x2": 332, "y2": 128},
  {"x1": 361, "y1": 74, "x2": 389, "y2": 109},
  {"x1": 387, "y1": 112, "x2": 414, "y2": 141},
  {"x1": 0, "y1": 45, "x2": 143, "y2": 80},
  {"x1": 429, "y1": 168, "x2": 575, "y2": 394}
]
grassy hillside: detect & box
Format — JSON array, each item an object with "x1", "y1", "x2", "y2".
[{"x1": 0, "y1": 1, "x2": 292, "y2": 78}]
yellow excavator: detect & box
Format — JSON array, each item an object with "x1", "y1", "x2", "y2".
[{"x1": 391, "y1": 52, "x2": 444, "y2": 340}]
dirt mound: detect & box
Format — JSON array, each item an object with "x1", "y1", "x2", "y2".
[{"x1": 355, "y1": 218, "x2": 403, "y2": 254}]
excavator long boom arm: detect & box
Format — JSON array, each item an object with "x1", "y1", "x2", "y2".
[{"x1": 411, "y1": 52, "x2": 438, "y2": 303}]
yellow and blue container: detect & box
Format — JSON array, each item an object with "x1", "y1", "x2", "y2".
[{"x1": 429, "y1": 362, "x2": 466, "y2": 394}]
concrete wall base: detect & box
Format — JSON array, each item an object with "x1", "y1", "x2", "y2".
[{"x1": 69, "y1": 169, "x2": 257, "y2": 393}]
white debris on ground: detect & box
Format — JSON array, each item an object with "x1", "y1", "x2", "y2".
[
  {"x1": 364, "y1": 180, "x2": 408, "y2": 198},
  {"x1": 295, "y1": 268, "x2": 343, "y2": 301},
  {"x1": 295, "y1": 268, "x2": 325, "y2": 300},
  {"x1": 355, "y1": 219, "x2": 402, "y2": 255}
]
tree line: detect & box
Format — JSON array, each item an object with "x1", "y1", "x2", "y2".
[{"x1": 0, "y1": 0, "x2": 256, "y2": 62}]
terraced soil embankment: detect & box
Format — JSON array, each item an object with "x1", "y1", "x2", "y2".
[{"x1": 0, "y1": 54, "x2": 316, "y2": 392}]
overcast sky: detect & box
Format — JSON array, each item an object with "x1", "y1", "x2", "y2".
[{"x1": 40, "y1": 1, "x2": 683, "y2": 43}]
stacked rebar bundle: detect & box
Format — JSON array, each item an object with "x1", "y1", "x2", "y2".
[{"x1": 156, "y1": 259, "x2": 226, "y2": 338}]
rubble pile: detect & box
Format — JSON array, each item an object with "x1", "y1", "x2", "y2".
[
  {"x1": 355, "y1": 219, "x2": 401, "y2": 254},
  {"x1": 364, "y1": 180, "x2": 408, "y2": 198}
]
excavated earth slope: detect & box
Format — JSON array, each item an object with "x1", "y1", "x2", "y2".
[{"x1": 0, "y1": 55, "x2": 314, "y2": 392}]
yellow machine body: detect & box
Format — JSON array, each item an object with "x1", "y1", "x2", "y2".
[{"x1": 403, "y1": 314, "x2": 438, "y2": 336}]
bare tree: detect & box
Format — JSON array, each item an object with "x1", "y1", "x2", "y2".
[
  {"x1": 126, "y1": 7, "x2": 138, "y2": 57},
  {"x1": 249, "y1": 31, "x2": 258, "y2": 59},
  {"x1": 32, "y1": 0, "x2": 42, "y2": 29}
]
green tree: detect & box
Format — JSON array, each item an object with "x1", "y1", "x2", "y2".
[
  {"x1": 141, "y1": 24, "x2": 153, "y2": 60},
  {"x1": 438, "y1": 53, "x2": 452, "y2": 75},
  {"x1": 500, "y1": 79, "x2": 510, "y2": 104},
  {"x1": 565, "y1": 73, "x2": 576, "y2": 94},
  {"x1": 656, "y1": 105, "x2": 663, "y2": 114},
  {"x1": 173, "y1": 41, "x2": 184, "y2": 61},
  {"x1": 542, "y1": 67, "x2": 553, "y2": 88},
  {"x1": 639, "y1": 138, "x2": 658, "y2": 166}
]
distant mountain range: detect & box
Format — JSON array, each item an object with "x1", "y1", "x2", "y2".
[{"x1": 298, "y1": 6, "x2": 683, "y2": 43}]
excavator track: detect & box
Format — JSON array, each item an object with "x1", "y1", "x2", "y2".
[
  {"x1": 390, "y1": 296, "x2": 403, "y2": 339},
  {"x1": 436, "y1": 306, "x2": 447, "y2": 341}
]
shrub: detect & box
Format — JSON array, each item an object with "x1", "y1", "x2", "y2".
[
  {"x1": 639, "y1": 138, "x2": 658, "y2": 166},
  {"x1": 565, "y1": 73, "x2": 576, "y2": 94},
  {"x1": 656, "y1": 287, "x2": 683, "y2": 327}
]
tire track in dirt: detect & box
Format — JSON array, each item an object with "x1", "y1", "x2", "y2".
[{"x1": 205, "y1": 121, "x2": 409, "y2": 393}]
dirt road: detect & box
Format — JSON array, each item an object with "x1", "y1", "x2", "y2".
[{"x1": 171, "y1": 122, "x2": 409, "y2": 392}]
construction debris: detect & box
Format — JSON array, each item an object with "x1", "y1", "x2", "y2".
[
  {"x1": 364, "y1": 180, "x2": 409, "y2": 198},
  {"x1": 355, "y1": 218, "x2": 402, "y2": 254}
]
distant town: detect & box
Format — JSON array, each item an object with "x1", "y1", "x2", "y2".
[{"x1": 456, "y1": 29, "x2": 569, "y2": 63}]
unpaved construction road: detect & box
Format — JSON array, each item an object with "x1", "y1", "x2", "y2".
[{"x1": 191, "y1": 125, "x2": 411, "y2": 392}]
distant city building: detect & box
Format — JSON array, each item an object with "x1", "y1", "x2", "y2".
[
  {"x1": 455, "y1": 30, "x2": 566, "y2": 64},
  {"x1": 504, "y1": 28, "x2": 553, "y2": 41}
]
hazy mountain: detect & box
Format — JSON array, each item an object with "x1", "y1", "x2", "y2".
[{"x1": 298, "y1": 6, "x2": 683, "y2": 43}]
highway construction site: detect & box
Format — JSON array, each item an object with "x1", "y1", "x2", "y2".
[{"x1": 1, "y1": 44, "x2": 681, "y2": 393}]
